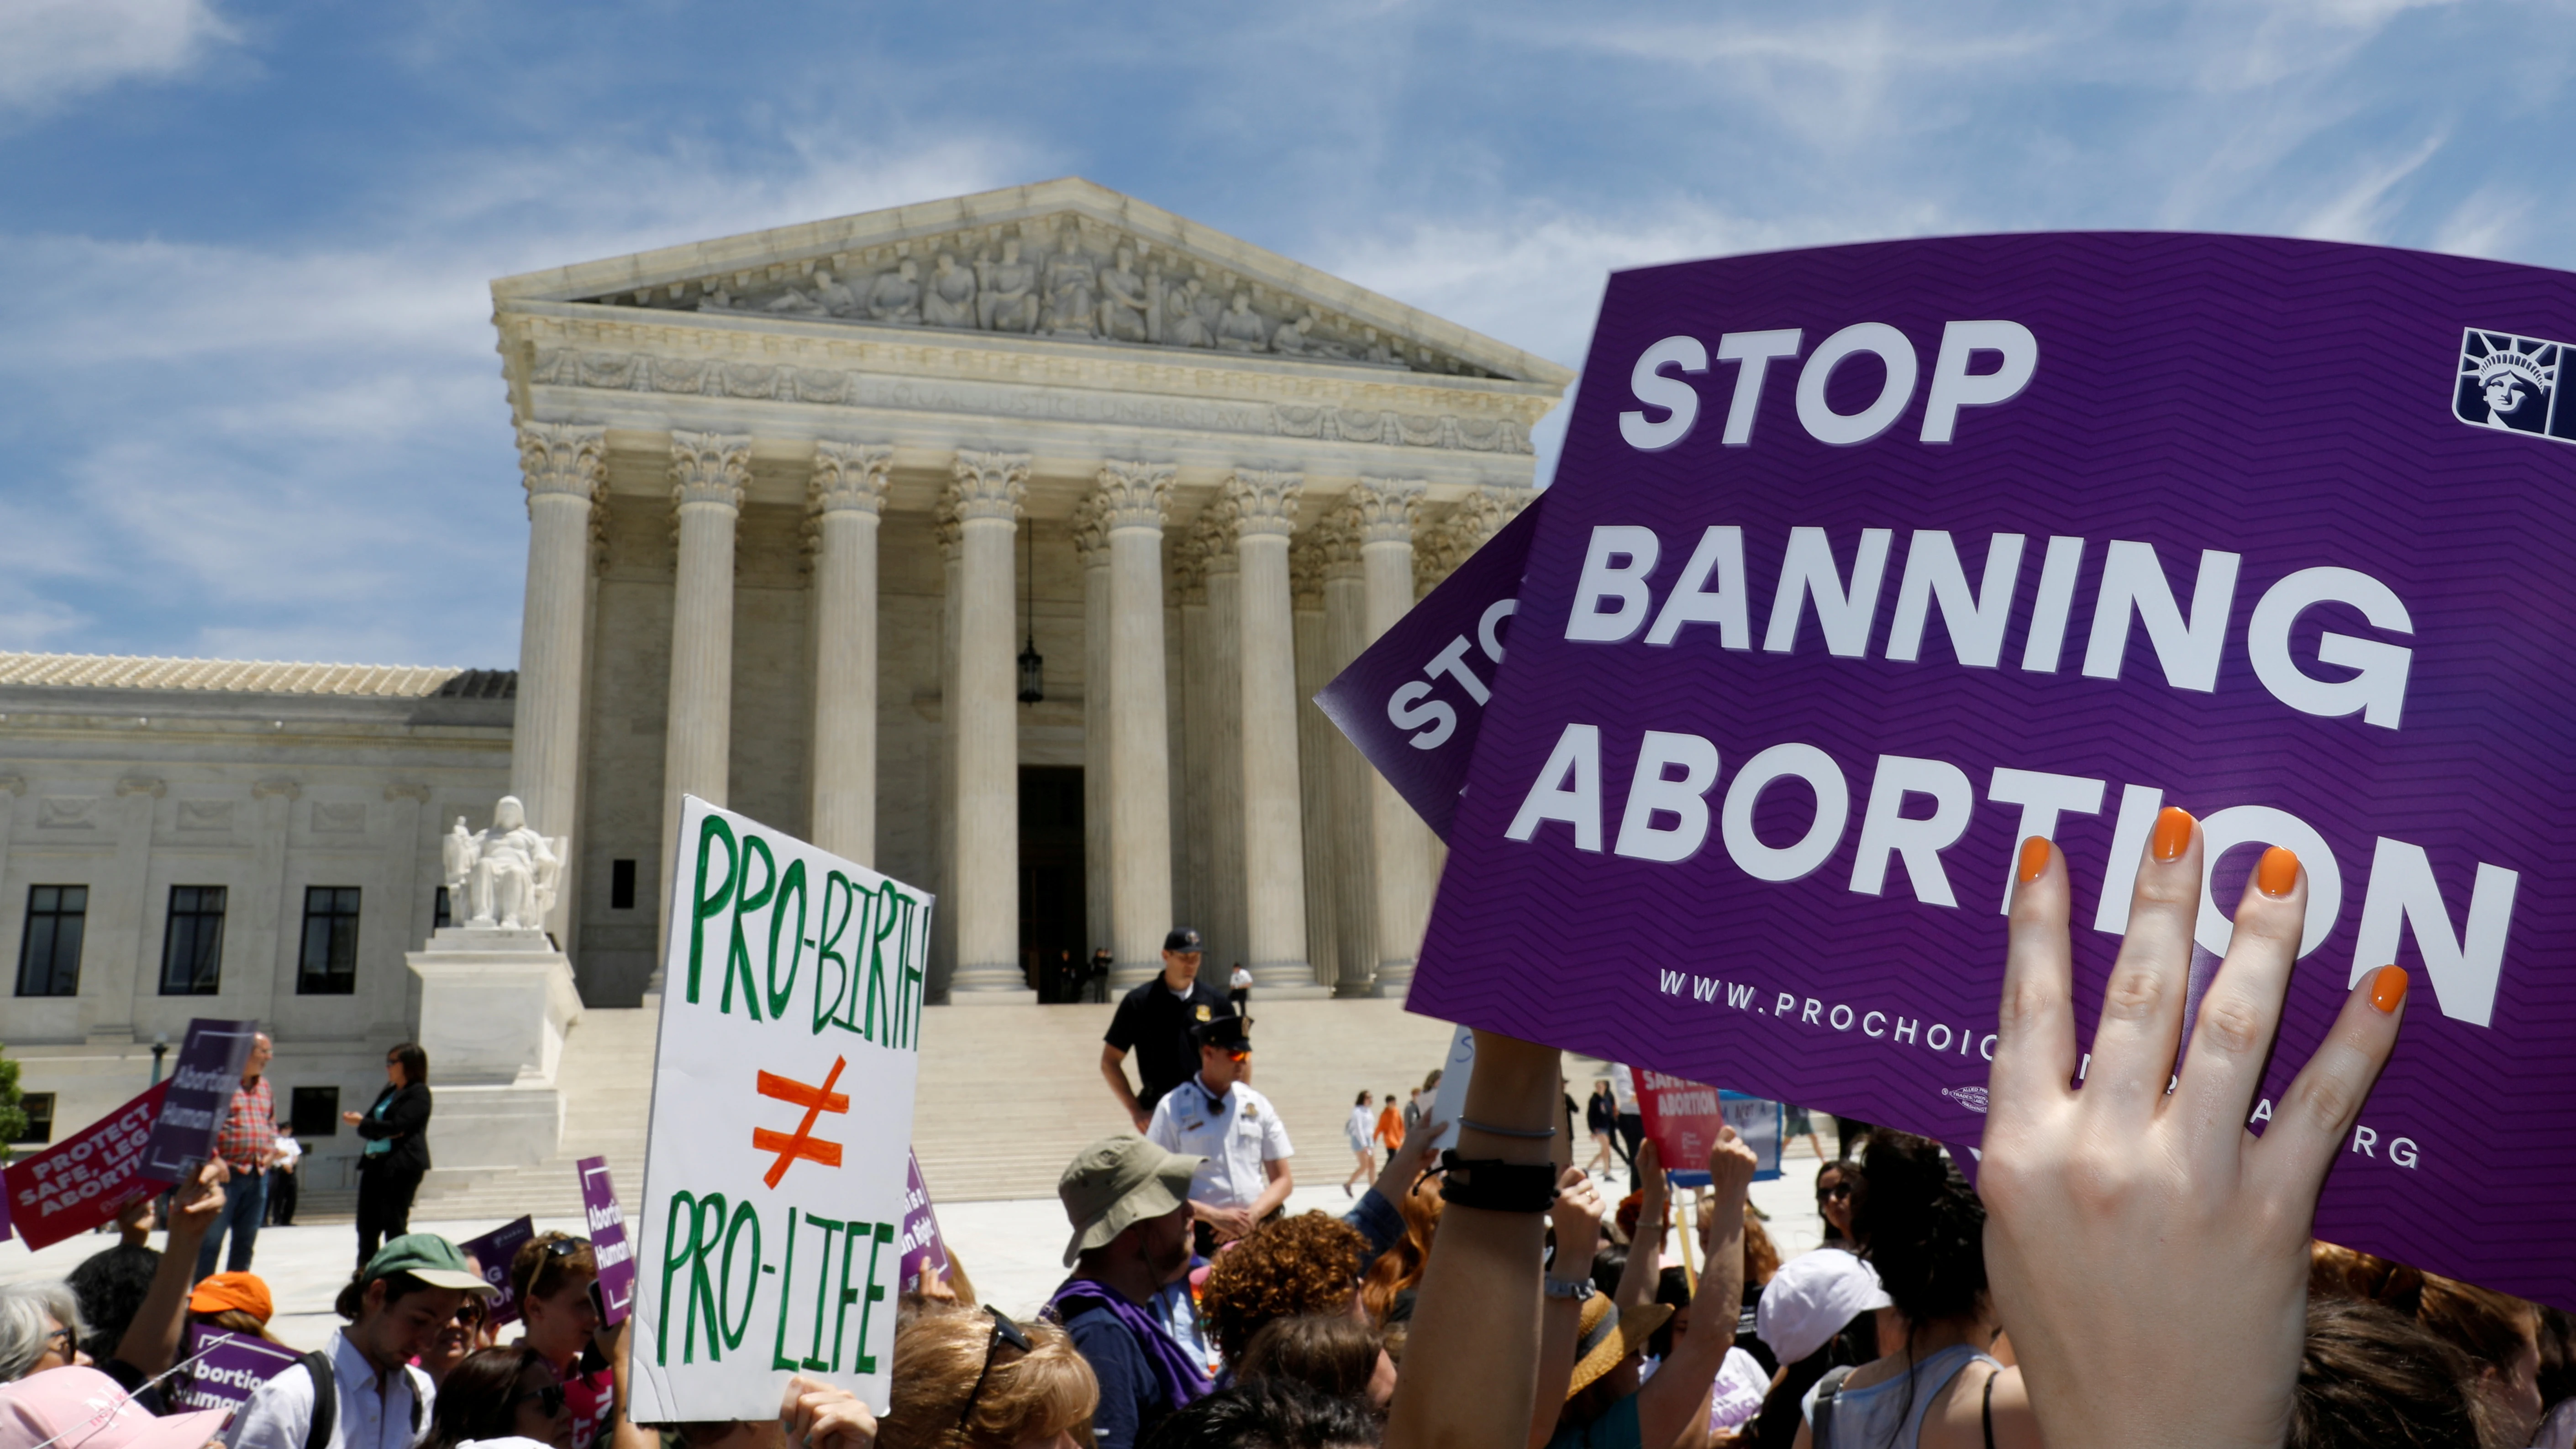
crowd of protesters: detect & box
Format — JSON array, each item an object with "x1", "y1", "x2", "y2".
[{"x1": 6, "y1": 819, "x2": 2574, "y2": 1449}]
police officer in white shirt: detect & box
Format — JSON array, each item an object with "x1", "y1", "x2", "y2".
[{"x1": 1144, "y1": 1014, "x2": 1293, "y2": 1253}]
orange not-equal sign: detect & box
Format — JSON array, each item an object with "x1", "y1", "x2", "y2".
[{"x1": 752, "y1": 1055, "x2": 850, "y2": 1188}]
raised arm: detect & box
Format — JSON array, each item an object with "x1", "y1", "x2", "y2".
[
  {"x1": 1611, "y1": 1139, "x2": 1667, "y2": 1310},
  {"x1": 1634, "y1": 1131, "x2": 1757, "y2": 1449},
  {"x1": 1525, "y1": 1168, "x2": 1606, "y2": 1449},
  {"x1": 1384, "y1": 1031, "x2": 1560, "y2": 1449},
  {"x1": 1982, "y1": 822, "x2": 2406, "y2": 1449},
  {"x1": 116, "y1": 1160, "x2": 226, "y2": 1377}
]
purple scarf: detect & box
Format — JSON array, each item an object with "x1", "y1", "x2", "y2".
[{"x1": 1045, "y1": 1277, "x2": 1213, "y2": 1411}]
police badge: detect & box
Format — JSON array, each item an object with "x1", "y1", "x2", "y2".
[
  {"x1": 2455, "y1": 328, "x2": 2576, "y2": 441},
  {"x1": 1195, "y1": 1004, "x2": 1212, "y2": 1022}
]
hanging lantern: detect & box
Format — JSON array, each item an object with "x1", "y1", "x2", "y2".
[
  {"x1": 1018, "y1": 637, "x2": 1045, "y2": 704},
  {"x1": 1018, "y1": 525, "x2": 1045, "y2": 704}
]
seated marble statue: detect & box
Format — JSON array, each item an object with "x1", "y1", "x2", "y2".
[
  {"x1": 1163, "y1": 277, "x2": 1214, "y2": 346},
  {"x1": 1099, "y1": 245, "x2": 1150, "y2": 341},
  {"x1": 924, "y1": 253, "x2": 977, "y2": 327},
  {"x1": 867, "y1": 259, "x2": 924, "y2": 324},
  {"x1": 1043, "y1": 238, "x2": 1097, "y2": 336},
  {"x1": 766, "y1": 270, "x2": 852, "y2": 314},
  {"x1": 1216, "y1": 292, "x2": 1272, "y2": 352},
  {"x1": 441, "y1": 796, "x2": 564, "y2": 932},
  {"x1": 978, "y1": 239, "x2": 1038, "y2": 332}
]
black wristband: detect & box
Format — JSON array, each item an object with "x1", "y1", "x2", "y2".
[{"x1": 1434, "y1": 1151, "x2": 1561, "y2": 1213}]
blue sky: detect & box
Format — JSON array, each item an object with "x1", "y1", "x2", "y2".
[{"x1": 5, "y1": 0, "x2": 2571, "y2": 667}]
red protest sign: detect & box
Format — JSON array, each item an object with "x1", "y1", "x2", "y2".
[
  {"x1": 5, "y1": 1081, "x2": 172, "y2": 1250},
  {"x1": 1635, "y1": 1069, "x2": 1724, "y2": 1187}
]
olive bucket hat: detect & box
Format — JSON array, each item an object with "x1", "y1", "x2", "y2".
[{"x1": 1058, "y1": 1133, "x2": 1204, "y2": 1267}]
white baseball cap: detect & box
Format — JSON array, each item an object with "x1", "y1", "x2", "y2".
[{"x1": 1756, "y1": 1247, "x2": 1893, "y2": 1364}]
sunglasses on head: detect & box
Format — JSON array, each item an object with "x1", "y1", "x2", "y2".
[
  {"x1": 517, "y1": 1234, "x2": 589, "y2": 1301},
  {"x1": 955, "y1": 1306, "x2": 1033, "y2": 1435}
]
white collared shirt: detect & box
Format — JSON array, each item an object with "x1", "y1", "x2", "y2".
[
  {"x1": 1146, "y1": 1076, "x2": 1293, "y2": 1211},
  {"x1": 223, "y1": 1328, "x2": 433, "y2": 1449}
]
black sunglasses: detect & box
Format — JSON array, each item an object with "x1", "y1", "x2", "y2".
[
  {"x1": 44, "y1": 1325, "x2": 76, "y2": 1360},
  {"x1": 514, "y1": 1383, "x2": 568, "y2": 1418},
  {"x1": 516, "y1": 1234, "x2": 588, "y2": 1302},
  {"x1": 954, "y1": 1306, "x2": 1033, "y2": 1435},
  {"x1": 1816, "y1": 1183, "x2": 1853, "y2": 1202}
]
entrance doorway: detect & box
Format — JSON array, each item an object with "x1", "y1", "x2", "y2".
[{"x1": 1019, "y1": 766, "x2": 1089, "y2": 1002}]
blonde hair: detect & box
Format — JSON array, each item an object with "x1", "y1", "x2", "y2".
[{"x1": 878, "y1": 1304, "x2": 1096, "y2": 1449}]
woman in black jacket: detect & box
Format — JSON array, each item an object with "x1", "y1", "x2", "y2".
[{"x1": 344, "y1": 1041, "x2": 432, "y2": 1267}]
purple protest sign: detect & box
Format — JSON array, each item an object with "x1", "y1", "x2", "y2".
[
  {"x1": 171, "y1": 1325, "x2": 302, "y2": 1414},
  {"x1": 1409, "y1": 233, "x2": 2576, "y2": 1309},
  {"x1": 1314, "y1": 499, "x2": 1542, "y2": 841},
  {"x1": 897, "y1": 1152, "x2": 949, "y2": 1294},
  {"x1": 578, "y1": 1157, "x2": 635, "y2": 1326},
  {"x1": 140, "y1": 1018, "x2": 258, "y2": 1181},
  {"x1": 459, "y1": 1215, "x2": 536, "y2": 1327}
]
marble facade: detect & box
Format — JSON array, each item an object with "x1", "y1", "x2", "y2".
[{"x1": 497, "y1": 178, "x2": 1567, "y2": 1002}]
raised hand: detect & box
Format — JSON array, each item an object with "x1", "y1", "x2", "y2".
[{"x1": 1982, "y1": 813, "x2": 2406, "y2": 1449}]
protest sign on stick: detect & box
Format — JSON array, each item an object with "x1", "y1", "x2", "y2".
[
  {"x1": 580, "y1": 1158, "x2": 636, "y2": 1325},
  {"x1": 630, "y1": 797, "x2": 931, "y2": 1419},
  {"x1": 459, "y1": 1216, "x2": 536, "y2": 1328},
  {"x1": 3, "y1": 1081, "x2": 170, "y2": 1250},
  {"x1": 1390, "y1": 234, "x2": 2576, "y2": 1309},
  {"x1": 895, "y1": 1153, "x2": 948, "y2": 1297},
  {"x1": 170, "y1": 1326, "x2": 302, "y2": 1413},
  {"x1": 140, "y1": 1018, "x2": 258, "y2": 1182}
]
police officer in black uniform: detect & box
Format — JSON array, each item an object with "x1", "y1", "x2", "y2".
[{"x1": 1100, "y1": 927, "x2": 1232, "y2": 1131}]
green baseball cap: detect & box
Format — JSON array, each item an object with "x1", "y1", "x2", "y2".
[{"x1": 363, "y1": 1233, "x2": 497, "y2": 1295}]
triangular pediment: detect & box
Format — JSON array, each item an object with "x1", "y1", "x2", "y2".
[{"x1": 490, "y1": 177, "x2": 1570, "y2": 387}]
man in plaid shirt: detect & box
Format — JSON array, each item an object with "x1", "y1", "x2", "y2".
[{"x1": 198, "y1": 1030, "x2": 279, "y2": 1280}]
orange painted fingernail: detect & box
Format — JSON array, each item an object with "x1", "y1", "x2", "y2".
[
  {"x1": 2016, "y1": 836, "x2": 2050, "y2": 883},
  {"x1": 2370, "y1": 965, "x2": 2408, "y2": 1014},
  {"x1": 2256, "y1": 846, "x2": 2298, "y2": 897},
  {"x1": 2151, "y1": 806, "x2": 2195, "y2": 863}
]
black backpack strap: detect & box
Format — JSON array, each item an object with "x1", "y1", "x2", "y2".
[
  {"x1": 1982, "y1": 1366, "x2": 1999, "y2": 1449},
  {"x1": 298, "y1": 1351, "x2": 336, "y2": 1449},
  {"x1": 1811, "y1": 1364, "x2": 1856, "y2": 1448}
]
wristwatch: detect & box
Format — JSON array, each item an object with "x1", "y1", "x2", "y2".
[{"x1": 1542, "y1": 1274, "x2": 1596, "y2": 1302}]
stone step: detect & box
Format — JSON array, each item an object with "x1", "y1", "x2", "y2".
[{"x1": 412, "y1": 994, "x2": 1458, "y2": 1222}]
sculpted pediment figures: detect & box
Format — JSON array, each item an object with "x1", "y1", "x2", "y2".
[{"x1": 600, "y1": 211, "x2": 1470, "y2": 376}]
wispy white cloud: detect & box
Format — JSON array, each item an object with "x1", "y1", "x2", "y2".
[
  {"x1": 0, "y1": 0, "x2": 232, "y2": 116},
  {"x1": 2292, "y1": 132, "x2": 2446, "y2": 243}
]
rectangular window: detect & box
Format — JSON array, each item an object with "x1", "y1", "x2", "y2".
[
  {"x1": 158, "y1": 886, "x2": 229, "y2": 995},
  {"x1": 12, "y1": 1092, "x2": 55, "y2": 1145},
  {"x1": 296, "y1": 886, "x2": 362, "y2": 995},
  {"x1": 611, "y1": 859, "x2": 637, "y2": 910},
  {"x1": 16, "y1": 885, "x2": 88, "y2": 997},
  {"x1": 433, "y1": 886, "x2": 452, "y2": 930},
  {"x1": 289, "y1": 1085, "x2": 339, "y2": 1137}
]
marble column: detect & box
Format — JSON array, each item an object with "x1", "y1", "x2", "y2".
[
  {"x1": 1225, "y1": 470, "x2": 1312, "y2": 992},
  {"x1": 510, "y1": 423, "x2": 605, "y2": 934},
  {"x1": 243, "y1": 779, "x2": 297, "y2": 1030},
  {"x1": 945, "y1": 450, "x2": 1029, "y2": 997},
  {"x1": 1094, "y1": 461, "x2": 1176, "y2": 978},
  {"x1": 810, "y1": 442, "x2": 893, "y2": 868},
  {"x1": 1195, "y1": 513, "x2": 1247, "y2": 979},
  {"x1": 1073, "y1": 497, "x2": 1114, "y2": 969},
  {"x1": 0, "y1": 776, "x2": 19, "y2": 914},
  {"x1": 1356, "y1": 478, "x2": 1432, "y2": 992},
  {"x1": 1289, "y1": 537, "x2": 1339, "y2": 992},
  {"x1": 85, "y1": 777, "x2": 162, "y2": 1042},
  {"x1": 656, "y1": 431, "x2": 750, "y2": 980},
  {"x1": 932, "y1": 503, "x2": 962, "y2": 995},
  {"x1": 1166, "y1": 543, "x2": 1212, "y2": 986},
  {"x1": 1318, "y1": 510, "x2": 1380, "y2": 992}
]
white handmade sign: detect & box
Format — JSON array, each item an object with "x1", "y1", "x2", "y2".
[{"x1": 629, "y1": 798, "x2": 931, "y2": 1420}]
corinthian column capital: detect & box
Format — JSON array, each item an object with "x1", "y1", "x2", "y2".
[
  {"x1": 1221, "y1": 469, "x2": 1304, "y2": 540},
  {"x1": 1351, "y1": 476, "x2": 1429, "y2": 546},
  {"x1": 518, "y1": 423, "x2": 606, "y2": 508},
  {"x1": 1190, "y1": 508, "x2": 1241, "y2": 577},
  {"x1": 670, "y1": 431, "x2": 752, "y2": 509},
  {"x1": 1092, "y1": 460, "x2": 1175, "y2": 534},
  {"x1": 1070, "y1": 495, "x2": 1111, "y2": 565},
  {"x1": 946, "y1": 450, "x2": 1029, "y2": 523},
  {"x1": 810, "y1": 441, "x2": 894, "y2": 515}
]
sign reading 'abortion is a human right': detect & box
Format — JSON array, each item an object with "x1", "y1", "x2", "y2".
[{"x1": 1400, "y1": 234, "x2": 2576, "y2": 1310}]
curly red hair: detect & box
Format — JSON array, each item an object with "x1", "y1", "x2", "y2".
[{"x1": 1201, "y1": 1213, "x2": 1368, "y2": 1365}]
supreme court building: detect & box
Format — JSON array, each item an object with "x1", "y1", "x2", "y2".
[{"x1": 0, "y1": 180, "x2": 1568, "y2": 1152}]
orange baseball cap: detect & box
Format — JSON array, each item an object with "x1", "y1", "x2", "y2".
[{"x1": 189, "y1": 1272, "x2": 274, "y2": 1324}]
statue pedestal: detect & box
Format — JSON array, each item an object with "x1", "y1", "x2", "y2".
[{"x1": 407, "y1": 927, "x2": 584, "y2": 1172}]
